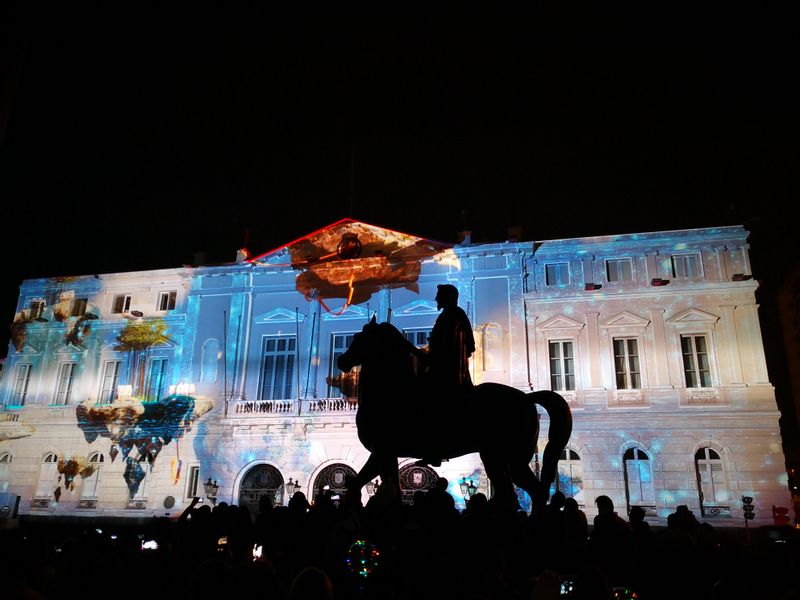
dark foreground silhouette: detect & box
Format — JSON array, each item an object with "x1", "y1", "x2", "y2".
[
  {"x1": 3, "y1": 491, "x2": 798, "y2": 600},
  {"x1": 337, "y1": 318, "x2": 572, "y2": 512}
]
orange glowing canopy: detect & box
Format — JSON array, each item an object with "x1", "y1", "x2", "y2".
[{"x1": 249, "y1": 219, "x2": 452, "y2": 305}]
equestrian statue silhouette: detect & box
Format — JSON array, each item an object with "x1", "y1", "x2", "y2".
[{"x1": 337, "y1": 317, "x2": 573, "y2": 513}]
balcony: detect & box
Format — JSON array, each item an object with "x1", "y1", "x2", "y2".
[
  {"x1": 701, "y1": 504, "x2": 731, "y2": 518},
  {"x1": 30, "y1": 497, "x2": 52, "y2": 509},
  {"x1": 230, "y1": 397, "x2": 358, "y2": 417}
]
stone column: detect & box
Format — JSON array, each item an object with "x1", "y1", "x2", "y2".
[{"x1": 649, "y1": 308, "x2": 672, "y2": 387}]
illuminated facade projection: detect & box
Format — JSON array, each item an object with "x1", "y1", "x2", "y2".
[{"x1": 0, "y1": 219, "x2": 790, "y2": 525}]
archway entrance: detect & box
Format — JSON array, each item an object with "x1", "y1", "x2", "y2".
[
  {"x1": 239, "y1": 464, "x2": 284, "y2": 516},
  {"x1": 312, "y1": 463, "x2": 357, "y2": 502},
  {"x1": 398, "y1": 463, "x2": 439, "y2": 505}
]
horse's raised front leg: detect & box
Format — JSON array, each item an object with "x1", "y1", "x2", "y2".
[{"x1": 346, "y1": 452, "x2": 400, "y2": 505}]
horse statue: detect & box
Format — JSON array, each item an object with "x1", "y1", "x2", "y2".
[{"x1": 338, "y1": 317, "x2": 573, "y2": 512}]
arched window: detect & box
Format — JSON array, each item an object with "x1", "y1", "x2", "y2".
[
  {"x1": 313, "y1": 463, "x2": 357, "y2": 502},
  {"x1": 35, "y1": 452, "x2": 59, "y2": 499},
  {"x1": 398, "y1": 463, "x2": 440, "y2": 505},
  {"x1": 555, "y1": 448, "x2": 584, "y2": 505},
  {"x1": 623, "y1": 448, "x2": 656, "y2": 513},
  {"x1": 239, "y1": 464, "x2": 284, "y2": 516},
  {"x1": 81, "y1": 452, "x2": 104, "y2": 500},
  {"x1": 695, "y1": 447, "x2": 730, "y2": 516},
  {"x1": 0, "y1": 452, "x2": 11, "y2": 493},
  {"x1": 200, "y1": 339, "x2": 220, "y2": 382}
]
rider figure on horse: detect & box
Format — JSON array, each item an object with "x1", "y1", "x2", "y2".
[
  {"x1": 427, "y1": 284, "x2": 475, "y2": 391},
  {"x1": 416, "y1": 284, "x2": 476, "y2": 467}
]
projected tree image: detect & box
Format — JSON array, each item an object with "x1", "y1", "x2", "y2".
[{"x1": 115, "y1": 318, "x2": 170, "y2": 399}]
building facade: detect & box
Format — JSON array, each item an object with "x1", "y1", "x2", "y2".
[{"x1": 0, "y1": 220, "x2": 790, "y2": 525}]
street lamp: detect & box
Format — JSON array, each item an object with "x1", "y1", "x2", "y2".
[
  {"x1": 285, "y1": 477, "x2": 301, "y2": 503},
  {"x1": 460, "y1": 479, "x2": 478, "y2": 500},
  {"x1": 204, "y1": 477, "x2": 220, "y2": 505}
]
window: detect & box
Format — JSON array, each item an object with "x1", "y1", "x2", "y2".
[
  {"x1": 606, "y1": 258, "x2": 633, "y2": 283},
  {"x1": 695, "y1": 447, "x2": 730, "y2": 514},
  {"x1": 186, "y1": 465, "x2": 200, "y2": 499},
  {"x1": 81, "y1": 453, "x2": 104, "y2": 499},
  {"x1": 549, "y1": 340, "x2": 575, "y2": 391},
  {"x1": 623, "y1": 448, "x2": 656, "y2": 511},
  {"x1": 158, "y1": 291, "x2": 177, "y2": 311},
  {"x1": 403, "y1": 328, "x2": 431, "y2": 380},
  {"x1": 130, "y1": 454, "x2": 154, "y2": 502},
  {"x1": 71, "y1": 297, "x2": 88, "y2": 317},
  {"x1": 329, "y1": 333, "x2": 357, "y2": 397},
  {"x1": 112, "y1": 295, "x2": 132, "y2": 314},
  {"x1": 11, "y1": 364, "x2": 32, "y2": 406},
  {"x1": 672, "y1": 254, "x2": 701, "y2": 279},
  {"x1": 681, "y1": 335, "x2": 712, "y2": 387},
  {"x1": 99, "y1": 360, "x2": 121, "y2": 404},
  {"x1": 35, "y1": 453, "x2": 59, "y2": 498},
  {"x1": 145, "y1": 358, "x2": 169, "y2": 402},
  {"x1": 545, "y1": 263, "x2": 570, "y2": 286},
  {"x1": 259, "y1": 336, "x2": 296, "y2": 400},
  {"x1": 555, "y1": 449, "x2": 584, "y2": 505},
  {"x1": 613, "y1": 338, "x2": 641, "y2": 389},
  {"x1": 482, "y1": 323, "x2": 504, "y2": 371},
  {"x1": 30, "y1": 300, "x2": 45, "y2": 319},
  {"x1": 200, "y1": 339, "x2": 220, "y2": 382},
  {"x1": 403, "y1": 329, "x2": 432, "y2": 349},
  {"x1": 0, "y1": 452, "x2": 11, "y2": 492},
  {"x1": 54, "y1": 363, "x2": 77, "y2": 405}
]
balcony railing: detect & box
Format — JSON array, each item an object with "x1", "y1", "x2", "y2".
[
  {"x1": 230, "y1": 397, "x2": 358, "y2": 417},
  {"x1": 701, "y1": 504, "x2": 731, "y2": 518}
]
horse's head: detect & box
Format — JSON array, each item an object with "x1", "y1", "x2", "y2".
[{"x1": 337, "y1": 317, "x2": 380, "y2": 373}]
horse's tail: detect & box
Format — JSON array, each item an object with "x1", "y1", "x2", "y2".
[{"x1": 531, "y1": 390, "x2": 573, "y2": 493}]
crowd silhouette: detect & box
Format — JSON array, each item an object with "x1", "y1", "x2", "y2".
[{"x1": 2, "y1": 482, "x2": 798, "y2": 600}]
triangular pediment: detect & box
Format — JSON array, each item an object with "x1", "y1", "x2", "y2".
[
  {"x1": 322, "y1": 303, "x2": 369, "y2": 321},
  {"x1": 667, "y1": 308, "x2": 719, "y2": 326},
  {"x1": 254, "y1": 308, "x2": 306, "y2": 324},
  {"x1": 394, "y1": 299, "x2": 439, "y2": 316},
  {"x1": 15, "y1": 343, "x2": 41, "y2": 355},
  {"x1": 600, "y1": 311, "x2": 650, "y2": 329},
  {"x1": 248, "y1": 218, "x2": 451, "y2": 266},
  {"x1": 536, "y1": 314, "x2": 585, "y2": 331},
  {"x1": 151, "y1": 336, "x2": 178, "y2": 348},
  {"x1": 55, "y1": 342, "x2": 88, "y2": 354}
]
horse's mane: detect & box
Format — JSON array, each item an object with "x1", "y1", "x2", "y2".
[{"x1": 361, "y1": 321, "x2": 417, "y2": 387}]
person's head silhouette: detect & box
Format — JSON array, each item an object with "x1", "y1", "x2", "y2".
[
  {"x1": 435, "y1": 284, "x2": 459, "y2": 310},
  {"x1": 595, "y1": 494, "x2": 615, "y2": 516}
]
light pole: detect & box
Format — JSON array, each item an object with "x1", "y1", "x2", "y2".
[
  {"x1": 460, "y1": 478, "x2": 478, "y2": 502},
  {"x1": 203, "y1": 477, "x2": 220, "y2": 505},
  {"x1": 285, "y1": 477, "x2": 301, "y2": 504}
]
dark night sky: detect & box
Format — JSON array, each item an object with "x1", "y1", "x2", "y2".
[{"x1": 1, "y1": 8, "x2": 797, "y2": 441}]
